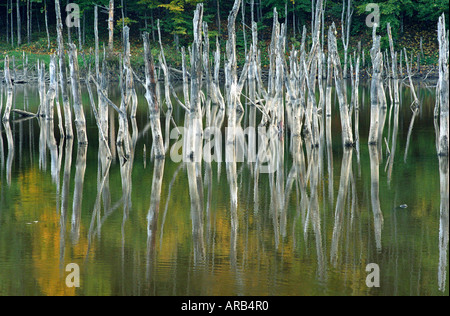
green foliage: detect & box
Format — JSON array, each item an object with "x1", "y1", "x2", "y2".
[{"x1": 116, "y1": 17, "x2": 139, "y2": 31}]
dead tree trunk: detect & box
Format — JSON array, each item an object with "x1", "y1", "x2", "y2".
[
  {"x1": 94, "y1": 6, "x2": 100, "y2": 80},
  {"x1": 438, "y1": 14, "x2": 449, "y2": 157},
  {"x1": 368, "y1": 27, "x2": 382, "y2": 145},
  {"x1": 45, "y1": 55, "x2": 58, "y2": 121},
  {"x1": 16, "y1": 0, "x2": 21, "y2": 46},
  {"x1": 68, "y1": 43, "x2": 88, "y2": 145},
  {"x1": 37, "y1": 61, "x2": 46, "y2": 117},
  {"x1": 329, "y1": 23, "x2": 354, "y2": 147},
  {"x1": 143, "y1": 32, "x2": 165, "y2": 159},
  {"x1": 2, "y1": 56, "x2": 14, "y2": 122},
  {"x1": 341, "y1": 0, "x2": 353, "y2": 79},
  {"x1": 108, "y1": 0, "x2": 115, "y2": 55},
  {"x1": 55, "y1": 0, "x2": 74, "y2": 139},
  {"x1": 123, "y1": 26, "x2": 138, "y2": 117}
]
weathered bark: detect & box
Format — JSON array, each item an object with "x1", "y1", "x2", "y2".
[
  {"x1": 86, "y1": 72, "x2": 111, "y2": 158},
  {"x1": 55, "y1": 0, "x2": 74, "y2": 139},
  {"x1": 368, "y1": 27, "x2": 382, "y2": 145},
  {"x1": 341, "y1": 0, "x2": 353, "y2": 79},
  {"x1": 328, "y1": 23, "x2": 354, "y2": 147},
  {"x1": 143, "y1": 32, "x2": 165, "y2": 159},
  {"x1": 438, "y1": 14, "x2": 449, "y2": 157},
  {"x1": 37, "y1": 61, "x2": 46, "y2": 117},
  {"x1": 68, "y1": 43, "x2": 88, "y2": 145},
  {"x1": 123, "y1": 26, "x2": 138, "y2": 117},
  {"x1": 404, "y1": 48, "x2": 419, "y2": 107},
  {"x1": 387, "y1": 23, "x2": 400, "y2": 106},
  {"x1": 94, "y1": 6, "x2": 100, "y2": 81},
  {"x1": 45, "y1": 55, "x2": 58, "y2": 121},
  {"x1": 108, "y1": 0, "x2": 115, "y2": 54},
  {"x1": 2, "y1": 56, "x2": 14, "y2": 122}
]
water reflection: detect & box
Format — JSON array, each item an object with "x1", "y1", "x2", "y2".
[
  {"x1": 0, "y1": 81, "x2": 447, "y2": 296},
  {"x1": 71, "y1": 145, "x2": 87, "y2": 244},
  {"x1": 147, "y1": 158, "x2": 165, "y2": 281},
  {"x1": 369, "y1": 145, "x2": 384, "y2": 253},
  {"x1": 331, "y1": 148, "x2": 353, "y2": 266},
  {"x1": 438, "y1": 156, "x2": 449, "y2": 292},
  {"x1": 3, "y1": 121, "x2": 14, "y2": 186}
]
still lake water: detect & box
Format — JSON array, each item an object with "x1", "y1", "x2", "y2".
[{"x1": 0, "y1": 81, "x2": 448, "y2": 296}]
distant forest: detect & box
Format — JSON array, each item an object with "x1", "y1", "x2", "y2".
[{"x1": 0, "y1": 0, "x2": 448, "y2": 49}]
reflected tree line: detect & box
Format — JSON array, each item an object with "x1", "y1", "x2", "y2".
[{"x1": 0, "y1": 0, "x2": 448, "y2": 295}]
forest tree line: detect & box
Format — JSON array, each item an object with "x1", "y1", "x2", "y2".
[{"x1": 0, "y1": 0, "x2": 448, "y2": 50}]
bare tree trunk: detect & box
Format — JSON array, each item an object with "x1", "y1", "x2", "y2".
[
  {"x1": 404, "y1": 48, "x2": 419, "y2": 107},
  {"x1": 10, "y1": 0, "x2": 14, "y2": 48},
  {"x1": 27, "y1": 0, "x2": 30, "y2": 44},
  {"x1": 78, "y1": 10, "x2": 83, "y2": 51},
  {"x1": 180, "y1": 4, "x2": 205, "y2": 163},
  {"x1": 225, "y1": 0, "x2": 243, "y2": 164},
  {"x1": 44, "y1": 0, "x2": 50, "y2": 50},
  {"x1": 37, "y1": 61, "x2": 46, "y2": 117},
  {"x1": 6, "y1": 0, "x2": 9, "y2": 45},
  {"x1": 108, "y1": 0, "x2": 115, "y2": 54},
  {"x1": 368, "y1": 27, "x2": 382, "y2": 145},
  {"x1": 55, "y1": 0, "x2": 74, "y2": 139},
  {"x1": 2, "y1": 56, "x2": 14, "y2": 122},
  {"x1": 438, "y1": 14, "x2": 449, "y2": 157},
  {"x1": 68, "y1": 43, "x2": 88, "y2": 145},
  {"x1": 17, "y1": 0, "x2": 21, "y2": 46},
  {"x1": 94, "y1": 6, "x2": 100, "y2": 80},
  {"x1": 143, "y1": 32, "x2": 165, "y2": 159},
  {"x1": 123, "y1": 26, "x2": 138, "y2": 117},
  {"x1": 216, "y1": 0, "x2": 221, "y2": 38},
  {"x1": 341, "y1": 0, "x2": 353, "y2": 79},
  {"x1": 45, "y1": 55, "x2": 58, "y2": 121},
  {"x1": 329, "y1": 23, "x2": 354, "y2": 147}
]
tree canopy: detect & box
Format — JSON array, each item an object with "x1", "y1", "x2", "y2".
[{"x1": 0, "y1": 0, "x2": 448, "y2": 48}]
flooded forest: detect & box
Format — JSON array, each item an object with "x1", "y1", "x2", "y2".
[{"x1": 0, "y1": 0, "x2": 449, "y2": 296}]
